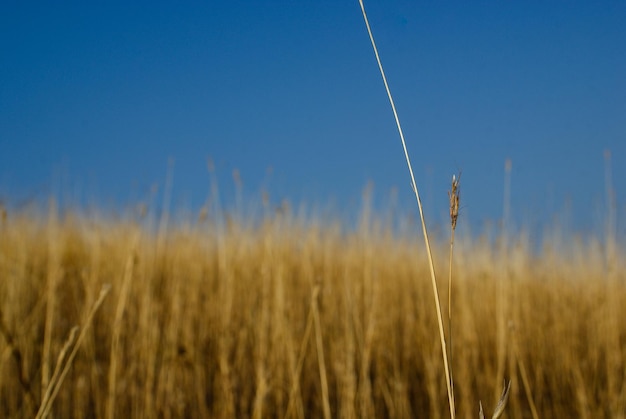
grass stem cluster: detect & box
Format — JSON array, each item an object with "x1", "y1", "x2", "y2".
[{"x1": 0, "y1": 207, "x2": 624, "y2": 417}]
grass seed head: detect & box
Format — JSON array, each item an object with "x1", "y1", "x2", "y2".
[{"x1": 448, "y1": 173, "x2": 461, "y2": 230}]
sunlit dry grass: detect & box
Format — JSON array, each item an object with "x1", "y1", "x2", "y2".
[{"x1": 0, "y1": 203, "x2": 625, "y2": 418}]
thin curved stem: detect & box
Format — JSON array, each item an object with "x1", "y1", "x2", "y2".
[{"x1": 357, "y1": 2, "x2": 455, "y2": 417}]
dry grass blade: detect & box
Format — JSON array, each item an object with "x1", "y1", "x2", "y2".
[
  {"x1": 311, "y1": 285, "x2": 331, "y2": 419},
  {"x1": 492, "y1": 381, "x2": 512, "y2": 419},
  {"x1": 107, "y1": 233, "x2": 139, "y2": 419},
  {"x1": 35, "y1": 284, "x2": 112, "y2": 419},
  {"x1": 358, "y1": 1, "x2": 455, "y2": 417},
  {"x1": 36, "y1": 327, "x2": 79, "y2": 419},
  {"x1": 447, "y1": 173, "x2": 461, "y2": 412},
  {"x1": 479, "y1": 381, "x2": 511, "y2": 419}
]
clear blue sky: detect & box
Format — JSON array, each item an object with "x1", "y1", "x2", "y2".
[{"x1": 1, "y1": 1, "x2": 625, "y2": 234}]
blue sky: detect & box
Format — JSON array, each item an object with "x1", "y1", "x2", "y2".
[{"x1": 1, "y1": 1, "x2": 625, "y2": 235}]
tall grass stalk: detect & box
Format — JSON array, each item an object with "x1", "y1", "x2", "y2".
[
  {"x1": 358, "y1": 1, "x2": 455, "y2": 416},
  {"x1": 603, "y1": 150, "x2": 624, "y2": 415},
  {"x1": 495, "y1": 159, "x2": 512, "y2": 399},
  {"x1": 447, "y1": 173, "x2": 460, "y2": 410},
  {"x1": 311, "y1": 285, "x2": 332, "y2": 419},
  {"x1": 41, "y1": 200, "x2": 60, "y2": 394},
  {"x1": 36, "y1": 284, "x2": 111, "y2": 419},
  {"x1": 106, "y1": 232, "x2": 139, "y2": 419}
]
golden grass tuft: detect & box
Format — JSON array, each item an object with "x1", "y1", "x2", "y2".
[{"x1": 0, "y1": 204, "x2": 625, "y2": 417}]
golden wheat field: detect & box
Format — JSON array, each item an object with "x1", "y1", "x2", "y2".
[{"x1": 0, "y1": 199, "x2": 625, "y2": 419}]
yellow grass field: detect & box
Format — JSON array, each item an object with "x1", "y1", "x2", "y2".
[{"x1": 0, "y1": 202, "x2": 625, "y2": 418}]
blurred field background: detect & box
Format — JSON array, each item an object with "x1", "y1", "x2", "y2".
[{"x1": 0, "y1": 190, "x2": 624, "y2": 419}]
